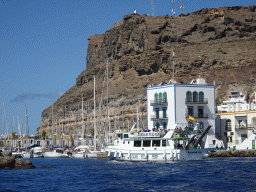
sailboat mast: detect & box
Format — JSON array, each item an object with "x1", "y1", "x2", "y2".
[
  {"x1": 82, "y1": 96, "x2": 84, "y2": 140},
  {"x1": 2, "y1": 102, "x2": 4, "y2": 135},
  {"x1": 94, "y1": 76, "x2": 96, "y2": 151},
  {"x1": 106, "y1": 58, "x2": 109, "y2": 144}
]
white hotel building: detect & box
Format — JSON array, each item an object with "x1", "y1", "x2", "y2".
[{"x1": 147, "y1": 78, "x2": 221, "y2": 149}]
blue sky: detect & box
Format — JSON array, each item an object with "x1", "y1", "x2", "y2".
[{"x1": 0, "y1": 0, "x2": 255, "y2": 135}]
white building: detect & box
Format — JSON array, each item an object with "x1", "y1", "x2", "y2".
[
  {"x1": 216, "y1": 107, "x2": 256, "y2": 150},
  {"x1": 147, "y1": 78, "x2": 220, "y2": 149}
]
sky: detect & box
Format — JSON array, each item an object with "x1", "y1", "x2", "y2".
[{"x1": 0, "y1": 0, "x2": 255, "y2": 136}]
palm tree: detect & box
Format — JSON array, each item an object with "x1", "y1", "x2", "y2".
[
  {"x1": 42, "y1": 131, "x2": 46, "y2": 140},
  {"x1": 12, "y1": 132, "x2": 16, "y2": 139}
]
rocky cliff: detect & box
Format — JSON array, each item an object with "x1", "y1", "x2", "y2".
[{"x1": 39, "y1": 5, "x2": 256, "y2": 137}]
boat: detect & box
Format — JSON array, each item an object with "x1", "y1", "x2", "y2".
[
  {"x1": 105, "y1": 123, "x2": 210, "y2": 161},
  {"x1": 22, "y1": 146, "x2": 44, "y2": 158},
  {"x1": 71, "y1": 145, "x2": 97, "y2": 159},
  {"x1": 22, "y1": 144, "x2": 44, "y2": 158},
  {"x1": 43, "y1": 148, "x2": 66, "y2": 158}
]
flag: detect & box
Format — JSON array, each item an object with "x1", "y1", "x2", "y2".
[{"x1": 189, "y1": 115, "x2": 195, "y2": 122}]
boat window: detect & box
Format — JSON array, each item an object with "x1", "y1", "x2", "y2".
[
  {"x1": 117, "y1": 134, "x2": 122, "y2": 139},
  {"x1": 143, "y1": 140, "x2": 151, "y2": 147},
  {"x1": 162, "y1": 140, "x2": 166, "y2": 147},
  {"x1": 123, "y1": 134, "x2": 129, "y2": 138},
  {"x1": 152, "y1": 140, "x2": 160, "y2": 147},
  {"x1": 134, "y1": 140, "x2": 141, "y2": 147}
]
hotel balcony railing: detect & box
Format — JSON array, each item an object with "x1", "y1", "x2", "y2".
[
  {"x1": 150, "y1": 100, "x2": 168, "y2": 106},
  {"x1": 150, "y1": 114, "x2": 168, "y2": 121},
  {"x1": 185, "y1": 98, "x2": 208, "y2": 104},
  {"x1": 185, "y1": 113, "x2": 208, "y2": 119},
  {"x1": 235, "y1": 124, "x2": 253, "y2": 130}
]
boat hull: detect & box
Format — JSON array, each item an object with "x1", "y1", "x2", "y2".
[
  {"x1": 22, "y1": 152, "x2": 44, "y2": 158},
  {"x1": 43, "y1": 152, "x2": 65, "y2": 158},
  {"x1": 72, "y1": 153, "x2": 97, "y2": 159},
  {"x1": 107, "y1": 148, "x2": 207, "y2": 161}
]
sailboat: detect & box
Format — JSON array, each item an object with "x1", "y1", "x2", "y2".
[{"x1": 72, "y1": 76, "x2": 98, "y2": 159}]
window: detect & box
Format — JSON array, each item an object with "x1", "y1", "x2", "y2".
[
  {"x1": 156, "y1": 122, "x2": 160, "y2": 129},
  {"x1": 143, "y1": 140, "x2": 151, "y2": 147},
  {"x1": 134, "y1": 140, "x2": 141, "y2": 147},
  {"x1": 186, "y1": 91, "x2": 192, "y2": 102},
  {"x1": 199, "y1": 122, "x2": 204, "y2": 130},
  {"x1": 163, "y1": 107, "x2": 167, "y2": 118},
  {"x1": 193, "y1": 91, "x2": 198, "y2": 102},
  {"x1": 198, "y1": 107, "x2": 204, "y2": 118},
  {"x1": 162, "y1": 140, "x2": 167, "y2": 147},
  {"x1": 226, "y1": 119, "x2": 231, "y2": 131},
  {"x1": 212, "y1": 140, "x2": 216, "y2": 145},
  {"x1": 188, "y1": 107, "x2": 193, "y2": 116},
  {"x1": 163, "y1": 92, "x2": 167, "y2": 103},
  {"x1": 159, "y1": 93, "x2": 162, "y2": 104},
  {"x1": 123, "y1": 134, "x2": 129, "y2": 138},
  {"x1": 163, "y1": 122, "x2": 167, "y2": 130},
  {"x1": 152, "y1": 140, "x2": 160, "y2": 147},
  {"x1": 199, "y1": 92, "x2": 204, "y2": 102},
  {"x1": 188, "y1": 122, "x2": 193, "y2": 129},
  {"x1": 154, "y1": 93, "x2": 158, "y2": 104},
  {"x1": 155, "y1": 108, "x2": 159, "y2": 119}
]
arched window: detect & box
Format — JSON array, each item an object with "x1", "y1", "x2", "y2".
[
  {"x1": 226, "y1": 119, "x2": 231, "y2": 131},
  {"x1": 156, "y1": 122, "x2": 160, "y2": 130},
  {"x1": 163, "y1": 92, "x2": 167, "y2": 103},
  {"x1": 159, "y1": 93, "x2": 162, "y2": 104},
  {"x1": 193, "y1": 91, "x2": 198, "y2": 102},
  {"x1": 186, "y1": 91, "x2": 192, "y2": 102},
  {"x1": 154, "y1": 93, "x2": 158, "y2": 104},
  {"x1": 163, "y1": 122, "x2": 167, "y2": 130},
  {"x1": 199, "y1": 92, "x2": 204, "y2": 102}
]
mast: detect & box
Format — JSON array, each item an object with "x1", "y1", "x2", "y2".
[
  {"x1": 12, "y1": 115, "x2": 14, "y2": 134},
  {"x1": 82, "y1": 96, "x2": 84, "y2": 142},
  {"x1": 106, "y1": 59, "x2": 109, "y2": 144},
  {"x1": 94, "y1": 76, "x2": 97, "y2": 151},
  {"x1": 52, "y1": 102, "x2": 53, "y2": 145},
  {"x1": 172, "y1": 47, "x2": 175, "y2": 81},
  {"x1": 25, "y1": 105, "x2": 29, "y2": 136},
  {"x1": 180, "y1": 0, "x2": 184, "y2": 14},
  {"x1": 172, "y1": 0, "x2": 175, "y2": 17},
  {"x1": 2, "y1": 102, "x2": 4, "y2": 135}
]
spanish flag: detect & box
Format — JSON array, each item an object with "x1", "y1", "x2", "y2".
[{"x1": 189, "y1": 115, "x2": 195, "y2": 122}]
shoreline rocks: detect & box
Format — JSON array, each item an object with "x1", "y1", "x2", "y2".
[
  {"x1": 208, "y1": 149, "x2": 256, "y2": 158},
  {"x1": 0, "y1": 151, "x2": 35, "y2": 169}
]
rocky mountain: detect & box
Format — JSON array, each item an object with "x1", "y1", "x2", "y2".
[{"x1": 38, "y1": 5, "x2": 256, "y2": 136}]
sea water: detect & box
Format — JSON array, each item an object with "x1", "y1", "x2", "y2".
[{"x1": 1, "y1": 157, "x2": 256, "y2": 191}]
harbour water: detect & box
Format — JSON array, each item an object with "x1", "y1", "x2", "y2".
[{"x1": 1, "y1": 157, "x2": 256, "y2": 191}]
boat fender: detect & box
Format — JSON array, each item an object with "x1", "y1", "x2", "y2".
[
  {"x1": 119, "y1": 151, "x2": 122, "y2": 158},
  {"x1": 86, "y1": 154, "x2": 88, "y2": 158},
  {"x1": 83, "y1": 153, "x2": 85, "y2": 158},
  {"x1": 114, "y1": 151, "x2": 117, "y2": 158},
  {"x1": 107, "y1": 151, "x2": 111, "y2": 157}
]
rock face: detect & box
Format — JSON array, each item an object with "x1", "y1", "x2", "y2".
[
  {"x1": 0, "y1": 151, "x2": 35, "y2": 169},
  {"x1": 39, "y1": 5, "x2": 256, "y2": 136}
]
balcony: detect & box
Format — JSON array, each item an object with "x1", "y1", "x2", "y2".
[
  {"x1": 185, "y1": 113, "x2": 208, "y2": 119},
  {"x1": 150, "y1": 114, "x2": 168, "y2": 121},
  {"x1": 225, "y1": 125, "x2": 232, "y2": 132},
  {"x1": 235, "y1": 124, "x2": 253, "y2": 130},
  {"x1": 185, "y1": 98, "x2": 208, "y2": 104},
  {"x1": 150, "y1": 100, "x2": 168, "y2": 106}
]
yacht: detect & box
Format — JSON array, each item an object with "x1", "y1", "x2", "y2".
[
  {"x1": 71, "y1": 145, "x2": 97, "y2": 159},
  {"x1": 105, "y1": 124, "x2": 210, "y2": 161},
  {"x1": 22, "y1": 146, "x2": 44, "y2": 158}
]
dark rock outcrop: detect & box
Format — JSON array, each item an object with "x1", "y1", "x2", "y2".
[
  {"x1": 0, "y1": 151, "x2": 35, "y2": 169},
  {"x1": 209, "y1": 149, "x2": 256, "y2": 158}
]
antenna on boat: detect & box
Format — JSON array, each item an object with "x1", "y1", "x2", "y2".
[
  {"x1": 151, "y1": 0, "x2": 154, "y2": 16},
  {"x1": 172, "y1": 0, "x2": 175, "y2": 17},
  {"x1": 180, "y1": 0, "x2": 184, "y2": 14}
]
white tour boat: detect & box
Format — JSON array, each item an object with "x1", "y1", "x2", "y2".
[{"x1": 105, "y1": 124, "x2": 211, "y2": 161}]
